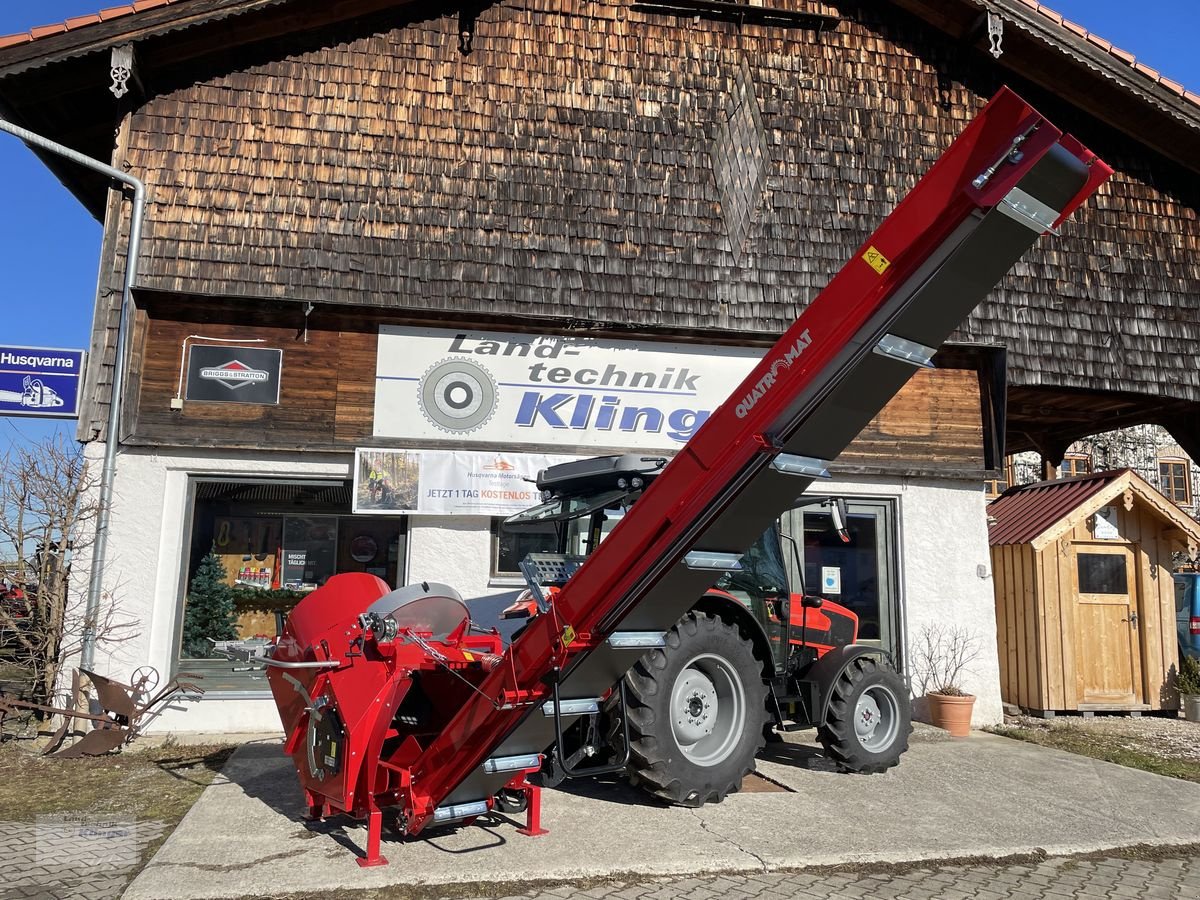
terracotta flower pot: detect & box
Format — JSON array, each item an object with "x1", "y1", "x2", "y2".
[
  {"x1": 926, "y1": 692, "x2": 976, "y2": 737},
  {"x1": 1183, "y1": 694, "x2": 1200, "y2": 723}
]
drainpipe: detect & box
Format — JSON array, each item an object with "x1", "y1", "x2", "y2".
[{"x1": 0, "y1": 117, "x2": 145, "y2": 670}]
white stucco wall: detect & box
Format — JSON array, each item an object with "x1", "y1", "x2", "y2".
[
  {"x1": 799, "y1": 475, "x2": 1000, "y2": 726},
  {"x1": 81, "y1": 444, "x2": 1001, "y2": 733},
  {"x1": 85, "y1": 445, "x2": 353, "y2": 733},
  {"x1": 406, "y1": 514, "x2": 499, "y2": 601}
]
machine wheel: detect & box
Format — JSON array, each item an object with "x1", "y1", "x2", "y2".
[
  {"x1": 817, "y1": 655, "x2": 910, "y2": 774},
  {"x1": 625, "y1": 611, "x2": 769, "y2": 807}
]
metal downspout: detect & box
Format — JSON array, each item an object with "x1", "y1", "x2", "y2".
[{"x1": 0, "y1": 117, "x2": 145, "y2": 670}]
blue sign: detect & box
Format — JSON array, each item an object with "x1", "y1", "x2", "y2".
[{"x1": 0, "y1": 345, "x2": 86, "y2": 419}]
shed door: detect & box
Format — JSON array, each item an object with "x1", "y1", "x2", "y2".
[{"x1": 1072, "y1": 544, "x2": 1142, "y2": 706}]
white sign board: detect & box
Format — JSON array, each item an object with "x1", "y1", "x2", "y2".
[
  {"x1": 821, "y1": 566, "x2": 842, "y2": 595},
  {"x1": 354, "y1": 448, "x2": 581, "y2": 516},
  {"x1": 1093, "y1": 506, "x2": 1121, "y2": 540},
  {"x1": 374, "y1": 326, "x2": 762, "y2": 451}
]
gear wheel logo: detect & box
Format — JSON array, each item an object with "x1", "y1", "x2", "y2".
[{"x1": 417, "y1": 358, "x2": 499, "y2": 433}]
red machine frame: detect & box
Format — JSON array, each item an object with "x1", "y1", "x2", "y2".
[{"x1": 268, "y1": 86, "x2": 1112, "y2": 865}]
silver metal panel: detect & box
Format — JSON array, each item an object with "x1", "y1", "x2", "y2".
[
  {"x1": 996, "y1": 186, "x2": 1060, "y2": 233},
  {"x1": 433, "y1": 800, "x2": 489, "y2": 823},
  {"x1": 607, "y1": 631, "x2": 666, "y2": 649},
  {"x1": 770, "y1": 453, "x2": 831, "y2": 479},
  {"x1": 682, "y1": 551, "x2": 743, "y2": 571},
  {"x1": 481, "y1": 753, "x2": 541, "y2": 774},
  {"x1": 873, "y1": 334, "x2": 936, "y2": 368}
]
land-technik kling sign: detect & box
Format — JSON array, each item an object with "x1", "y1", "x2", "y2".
[{"x1": 373, "y1": 326, "x2": 761, "y2": 451}]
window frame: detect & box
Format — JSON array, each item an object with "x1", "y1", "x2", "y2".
[
  {"x1": 1159, "y1": 457, "x2": 1192, "y2": 505},
  {"x1": 1058, "y1": 454, "x2": 1092, "y2": 479},
  {"x1": 490, "y1": 515, "x2": 558, "y2": 579}
]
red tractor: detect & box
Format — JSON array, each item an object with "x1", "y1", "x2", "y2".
[{"x1": 500, "y1": 453, "x2": 909, "y2": 805}]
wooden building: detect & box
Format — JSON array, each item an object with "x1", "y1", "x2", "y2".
[
  {"x1": 989, "y1": 469, "x2": 1200, "y2": 716},
  {"x1": 0, "y1": 0, "x2": 1196, "y2": 730}
]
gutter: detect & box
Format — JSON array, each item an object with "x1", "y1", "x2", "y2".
[{"x1": 0, "y1": 116, "x2": 144, "y2": 670}]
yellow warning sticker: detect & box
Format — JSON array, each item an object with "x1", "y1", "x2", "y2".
[
  {"x1": 863, "y1": 245, "x2": 891, "y2": 274},
  {"x1": 561, "y1": 625, "x2": 577, "y2": 647},
  {"x1": 462, "y1": 651, "x2": 474, "y2": 661}
]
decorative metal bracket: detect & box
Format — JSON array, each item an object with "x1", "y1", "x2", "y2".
[
  {"x1": 110, "y1": 44, "x2": 134, "y2": 99},
  {"x1": 987, "y1": 11, "x2": 1004, "y2": 59}
]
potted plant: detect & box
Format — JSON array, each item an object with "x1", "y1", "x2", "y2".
[
  {"x1": 912, "y1": 623, "x2": 981, "y2": 737},
  {"x1": 1178, "y1": 655, "x2": 1200, "y2": 722}
]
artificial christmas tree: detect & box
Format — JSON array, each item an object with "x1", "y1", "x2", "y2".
[{"x1": 182, "y1": 550, "x2": 237, "y2": 658}]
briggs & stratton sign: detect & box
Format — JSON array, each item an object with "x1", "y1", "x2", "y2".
[
  {"x1": 374, "y1": 326, "x2": 762, "y2": 451},
  {"x1": 0, "y1": 345, "x2": 86, "y2": 419},
  {"x1": 185, "y1": 345, "x2": 282, "y2": 404}
]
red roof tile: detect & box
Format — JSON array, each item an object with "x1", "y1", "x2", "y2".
[{"x1": 988, "y1": 470, "x2": 1125, "y2": 546}]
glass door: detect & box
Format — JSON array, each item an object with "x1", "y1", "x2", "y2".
[{"x1": 780, "y1": 498, "x2": 900, "y2": 660}]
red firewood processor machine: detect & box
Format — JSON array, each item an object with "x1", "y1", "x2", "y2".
[{"x1": 266, "y1": 87, "x2": 1112, "y2": 866}]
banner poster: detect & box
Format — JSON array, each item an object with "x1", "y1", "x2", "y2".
[
  {"x1": 374, "y1": 326, "x2": 762, "y2": 452},
  {"x1": 354, "y1": 448, "x2": 582, "y2": 516}
]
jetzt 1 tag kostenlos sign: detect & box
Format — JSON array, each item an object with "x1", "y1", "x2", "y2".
[{"x1": 0, "y1": 345, "x2": 86, "y2": 419}]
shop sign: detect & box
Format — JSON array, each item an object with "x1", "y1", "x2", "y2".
[
  {"x1": 374, "y1": 326, "x2": 762, "y2": 451},
  {"x1": 0, "y1": 345, "x2": 85, "y2": 419},
  {"x1": 353, "y1": 448, "x2": 580, "y2": 516},
  {"x1": 185, "y1": 345, "x2": 282, "y2": 404}
]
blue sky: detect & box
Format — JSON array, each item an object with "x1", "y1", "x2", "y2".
[{"x1": 0, "y1": 1, "x2": 1197, "y2": 454}]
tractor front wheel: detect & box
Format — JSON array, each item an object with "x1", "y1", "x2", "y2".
[
  {"x1": 625, "y1": 611, "x2": 769, "y2": 807},
  {"x1": 817, "y1": 655, "x2": 910, "y2": 774}
]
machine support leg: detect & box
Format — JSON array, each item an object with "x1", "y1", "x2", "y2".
[
  {"x1": 357, "y1": 806, "x2": 388, "y2": 867},
  {"x1": 517, "y1": 779, "x2": 548, "y2": 837}
]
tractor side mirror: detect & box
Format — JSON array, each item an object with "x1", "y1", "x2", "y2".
[{"x1": 830, "y1": 498, "x2": 851, "y2": 544}]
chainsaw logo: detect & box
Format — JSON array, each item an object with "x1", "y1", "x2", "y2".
[
  {"x1": 199, "y1": 360, "x2": 271, "y2": 391},
  {"x1": 20, "y1": 377, "x2": 64, "y2": 409},
  {"x1": 418, "y1": 358, "x2": 498, "y2": 433},
  {"x1": 483, "y1": 458, "x2": 516, "y2": 471}
]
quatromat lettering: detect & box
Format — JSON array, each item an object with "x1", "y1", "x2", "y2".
[{"x1": 734, "y1": 330, "x2": 813, "y2": 419}]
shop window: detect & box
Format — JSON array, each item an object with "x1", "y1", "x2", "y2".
[
  {"x1": 1058, "y1": 455, "x2": 1092, "y2": 479},
  {"x1": 491, "y1": 517, "x2": 557, "y2": 577},
  {"x1": 178, "y1": 479, "x2": 406, "y2": 692},
  {"x1": 1159, "y1": 458, "x2": 1192, "y2": 505}
]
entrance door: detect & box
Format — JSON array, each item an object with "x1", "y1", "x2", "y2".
[
  {"x1": 1073, "y1": 544, "x2": 1142, "y2": 706},
  {"x1": 781, "y1": 499, "x2": 899, "y2": 660}
]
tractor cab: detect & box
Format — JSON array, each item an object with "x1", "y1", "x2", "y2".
[{"x1": 502, "y1": 454, "x2": 861, "y2": 677}]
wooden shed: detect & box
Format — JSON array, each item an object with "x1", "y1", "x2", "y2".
[{"x1": 989, "y1": 470, "x2": 1200, "y2": 716}]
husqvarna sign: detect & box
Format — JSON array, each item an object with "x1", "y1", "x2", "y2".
[
  {"x1": 374, "y1": 326, "x2": 761, "y2": 451},
  {"x1": 0, "y1": 345, "x2": 86, "y2": 419}
]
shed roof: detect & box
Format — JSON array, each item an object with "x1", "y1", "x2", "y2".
[{"x1": 988, "y1": 468, "x2": 1200, "y2": 552}]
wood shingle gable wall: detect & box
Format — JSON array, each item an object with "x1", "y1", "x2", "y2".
[
  {"x1": 120, "y1": 1, "x2": 1197, "y2": 390},
  {"x1": 1, "y1": 0, "x2": 1196, "y2": 441}
]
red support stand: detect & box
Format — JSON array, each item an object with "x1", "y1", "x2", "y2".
[
  {"x1": 357, "y1": 806, "x2": 388, "y2": 867},
  {"x1": 516, "y1": 778, "x2": 549, "y2": 837}
]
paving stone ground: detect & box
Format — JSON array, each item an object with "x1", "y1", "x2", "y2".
[
  {"x1": 482, "y1": 854, "x2": 1200, "y2": 900},
  {"x1": 0, "y1": 819, "x2": 165, "y2": 900}
]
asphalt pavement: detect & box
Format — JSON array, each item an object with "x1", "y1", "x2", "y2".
[{"x1": 119, "y1": 727, "x2": 1200, "y2": 900}]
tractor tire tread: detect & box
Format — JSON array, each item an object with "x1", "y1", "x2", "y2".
[
  {"x1": 817, "y1": 655, "x2": 911, "y2": 774},
  {"x1": 625, "y1": 611, "x2": 768, "y2": 807}
]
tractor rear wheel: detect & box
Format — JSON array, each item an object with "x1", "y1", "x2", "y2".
[
  {"x1": 625, "y1": 611, "x2": 768, "y2": 806},
  {"x1": 817, "y1": 655, "x2": 910, "y2": 774}
]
